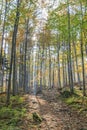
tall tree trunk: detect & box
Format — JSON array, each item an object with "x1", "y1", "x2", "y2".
[
  {"x1": 80, "y1": 0, "x2": 86, "y2": 96},
  {"x1": 62, "y1": 54, "x2": 65, "y2": 87},
  {"x1": 52, "y1": 57, "x2": 55, "y2": 88},
  {"x1": 49, "y1": 46, "x2": 51, "y2": 88},
  {"x1": 72, "y1": 59, "x2": 76, "y2": 83},
  {"x1": 13, "y1": 36, "x2": 17, "y2": 96},
  {"x1": 73, "y1": 40, "x2": 81, "y2": 89},
  {"x1": 6, "y1": 0, "x2": 20, "y2": 105},
  {"x1": 19, "y1": 44, "x2": 23, "y2": 88},
  {"x1": 1, "y1": 0, "x2": 7, "y2": 91},
  {"x1": 40, "y1": 47, "x2": 42, "y2": 91},
  {"x1": 67, "y1": 0, "x2": 74, "y2": 93},
  {"x1": 65, "y1": 58, "x2": 68, "y2": 86},
  {"x1": 24, "y1": 18, "x2": 29, "y2": 93},
  {"x1": 57, "y1": 42, "x2": 61, "y2": 89}
]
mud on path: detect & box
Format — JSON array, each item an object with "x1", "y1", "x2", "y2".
[{"x1": 22, "y1": 88, "x2": 87, "y2": 130}]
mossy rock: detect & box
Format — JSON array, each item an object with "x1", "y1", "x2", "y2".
[
  {"x1": 32, "y1": 112, "x2": 42, "y2": 123},
  {"x1": 61, "y1": 91, "x2": 72, "y2": 98}
]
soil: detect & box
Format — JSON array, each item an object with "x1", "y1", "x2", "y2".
[{"x1": 21, "y1": 88, "x2": 87, "y2": 130}]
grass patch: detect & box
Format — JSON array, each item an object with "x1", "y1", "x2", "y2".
[
  {"x1": 60, "y1": 89, "x2": 87, "y2": 115},
  {"x1": 0, "y1": 94, "x2": 27, "y2": 130}
]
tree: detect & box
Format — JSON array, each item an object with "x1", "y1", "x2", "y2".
[{"x1": 7, "y1": 0, "x2": 20, "y2": 105}]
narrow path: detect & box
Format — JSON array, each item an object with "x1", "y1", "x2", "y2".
[{"x1": 23, "y1": 88, "x2": 87, "y2": 130}]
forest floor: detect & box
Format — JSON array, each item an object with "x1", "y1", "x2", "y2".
[
  {"x1": 0, "y1": 88, "x2": 87, "y2": 130},
  {"x1": 21, "y1": 88, "x2": 87, "y2": 130}
]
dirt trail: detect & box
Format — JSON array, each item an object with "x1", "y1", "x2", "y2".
[{"x1": 23, "y1": 88, "x2": 87, "y2": 130}]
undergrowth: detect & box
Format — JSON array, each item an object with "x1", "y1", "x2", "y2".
[
  {"x1": 0, "y1": 94, "x2": 26, "y2": 130},
  {"x1": 60, "y1": 88, "x2": 87, "y2": 115}
]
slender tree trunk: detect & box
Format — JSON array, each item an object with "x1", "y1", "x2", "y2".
[
  {"x1": 1, "y1": 0, "x2": 7, "y2": 91},
  {"x1": 19, "y1": 44, "x2": 23, "y2": 88},
  {"x1": 67, "y1": 0, "x2": 74, "y2": 93},
  {"x1": 52, "y1": 57, "x2": 55, "y2": 88},
  {"x1": 42, "y1": 43, "x2": 45, "y2": 88},
  {"x1": 24, "y1": 18, "x2": 29, "y2": 93},
  {"x1": 28, "y1": 50, "x2": 30, "y2": 91},
  {"x1": 72, "y1": 59, "x2": 76, "y2": 83},
  {"x1": 73, "y1": 40, "x2": 81, "y2": 89},
  {"x1": 40, "y1": 47, "x2": 42, "y2": 91},
  {"x1": 62, "y1": 54, "x2": 65, "y2": 87},
  {"x1": 1, "y1": 0, "x2": 7, "y2": 57},
  {"x1": 80, "y1": 0, "x2": 86, "y2": 96},
  {"x1": 13, "y1": 36, "x2": 17, "y2": 96},
  {"x1": 65, "y1": 58, "x2": 68, "y2": 86},
  {"x1": 57, "y1": 42, "x2": 61, "y2": 89},
  {"x1": 6, "y1": 0, "x2": 20, "y2": 105},
  {"x1": 49, "y1": 46, "x2": 51, "y2": 88}
]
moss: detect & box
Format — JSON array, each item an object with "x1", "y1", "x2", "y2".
[
  {"x1": 0, "y1": 106, "x2": 26, "y2": 118},
  {"x1": 60, "y1": 89, "x2": 87, "y2": 115},
  {"x1": 0, "y1": 125, "x2": 20, "y2": 130},
  {"x1": 0, "y1": 94, "x2": 27, "y2": 130},
  {"x1": 0, "y1": 107, "x2": 13, "y2": 119},
  {"x1": 10, "y1": 95, "x2": 25, "y2": 107},
  {"x1": 32, "y1": 112, "x2": 42, "y2": 123},
  {"x1": 60, "y1": 90, "x2": 72, "y2": 98},
  {"x1": 79, "y1": 108, "x2": 87, "y2": 114},
  {"x1": 7, "y1": 117, "x2": 21, "y2": 125},
  {"x1": 0, "y1": 107, "x2": 26, "y2": 129},
  {"x1": 0, "y1": 118, "x2": 20, "y2": 130}
]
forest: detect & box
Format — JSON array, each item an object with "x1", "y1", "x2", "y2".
[{"x1": 0, "y1": 0, "x2": 87, "y2": 129}]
